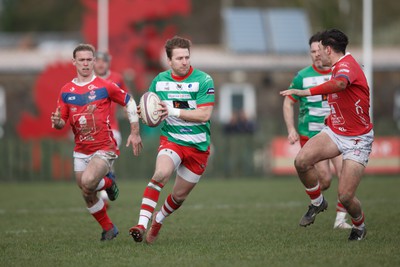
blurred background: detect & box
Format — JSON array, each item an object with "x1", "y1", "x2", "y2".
[{"x1": 0, "y1": 0, "x2": 399, "y2": 181}]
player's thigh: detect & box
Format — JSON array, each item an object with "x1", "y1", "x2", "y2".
[
  {"x1": 338, "y1": 159, "x2": 365, "y2": 198},
  {"x1": 153, "y1": 154, "x2": 178, "y2": 184},
  {"x1": 172, "y1": 175, "x2": 197, "y2": 202},
  {"x1": 83, "y1": 157, "x2": 109, "y2": 188},
  {"x1": 314, "y1": 160, "x2": 332, "y2": 183},
  {"x1": 296, "y1": 132, "x2": 340, "y2": 165},
  {"x1": 330, "y1": 154, "x2": 343, "y2": 177}
]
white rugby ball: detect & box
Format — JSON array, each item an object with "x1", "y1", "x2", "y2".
[{"x1": 139, "y1": 92, "x2": 162, "y2": 127}]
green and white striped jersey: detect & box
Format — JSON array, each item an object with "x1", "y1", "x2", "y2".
[
  {"x1": 288, "y1": 65, "x2": 331, "y2": 138},
  {"x1": 149, "y1": 68, "x2": 215, "y2": 151}
]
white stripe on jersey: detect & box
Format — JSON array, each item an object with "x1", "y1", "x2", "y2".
[
  {"x1": 306, "y1": 95, "x2": 323, "y2": 102},
  {"x1": 167, "y1": 116, "x2": 205, "y2": 126},
  {"x1": 169, "y1": 132, "x2": 207, "y2": 143},
  {"x1": 156, "y1": 81, "x2": 199, "y2": 92},
  {"x1": 303, "y1": 75, "x2": 331, "y2": 88},
  {"x1": 309, "y1": 122, "x2": 326, "y2": 132},
  {"x1": 309, "y1": 107, "x2": 330, "y2": 117}
]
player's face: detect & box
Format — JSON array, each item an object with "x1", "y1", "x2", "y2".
[
  {"x1": 318, "y1": 42, "x2": 332, "y2": 67},
  {"x1": 310, "y1": 42, "x2": 323, "y2": 69},
  {"x1": 73, "y1": 50, "x2": 95, "y2": 78},
  {"x1": 168, "y1": 48, "x2": 190, "y2": 77},
  {"x1": 94, "y1": 58, "x2": 109, "y2": 77}
]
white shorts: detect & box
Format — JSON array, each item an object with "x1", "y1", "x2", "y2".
[
  {"x1": 321, "y1": 127, "x2": 374, "y2": 166},
  {"x1": 73, "y1": 150, "x2": 118, "y2": 172}
]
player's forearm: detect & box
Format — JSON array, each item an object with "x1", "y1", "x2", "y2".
[
  {"x1": 168, "y1": 106, "x2": 213, "y2": 123},
  {"x1": 283, "y1": 96, "x2": 296, "y2": 133},
  {"x1": 310, "y1": 78, "x2": 347, "y2": 95},
  {"x1": 129, "y1": 122, "x2": 140, "y2": 135},
  {"x1": 283, "y1": 105, "x2": 296, "y2": 133}
]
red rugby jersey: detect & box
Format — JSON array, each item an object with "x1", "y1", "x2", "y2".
[
  {"x1": 57, "y1": 76, "x2": 130, "y2": 155},
  {"x1": 327, "y1": 53, "x2": 373, "y2": 136}
]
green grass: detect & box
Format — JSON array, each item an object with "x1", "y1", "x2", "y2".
[{"x1": 1, "y1": 176, "x2": 399, "y2": 267}]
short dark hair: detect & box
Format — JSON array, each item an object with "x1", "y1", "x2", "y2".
[
  {"x1": 319, "y1": 29, "x2": 348, "y2": 54},
  {"x1": 309, "y1": 32, "x2": 321, "y2": 46},
  {"x1": 73, "y1": 44, "x2": 95, "y2": 58},
  {"x1": 165, "y1": 36, "x2": 191, "y2": 59}
]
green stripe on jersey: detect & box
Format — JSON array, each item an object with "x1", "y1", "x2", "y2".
[
  {"x1": 149, "y1": 68, "x2": 214, "y2": 151},
  {"x1": 289, "y1": 65, "x2": 331, "y2": 138}
]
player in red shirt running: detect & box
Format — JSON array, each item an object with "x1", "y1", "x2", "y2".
[
  {"x1": 51, "y1": 44, "x2": 143, "y2": 241},
  {"x1": 280, "y1": 29, "x2": 373, "y2": 241},
  {"x1": 94, "y1": 51, "x2": 131, "y2": 207}
]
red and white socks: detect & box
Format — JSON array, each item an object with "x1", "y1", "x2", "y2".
[
  {"x1": 156, "y1": 194, "x2": 182, "y2": 224},
  {"x1": 305, "y1": 183, "x2": 324, "y2": 206},
  {"x1": 88, "y1": 198, "x2": 113, "y2": 231},
  {"x1": 137, "y1": 179, "x2": 164, "y2": 229}
]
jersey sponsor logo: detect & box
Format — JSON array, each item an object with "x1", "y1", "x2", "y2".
[
  {"x1": 180, "y1": 128, "x2": 193, "y2": 133},
  {"x1": 337, "y1": 69, "x2": 350, "y2": 73},
  {"x1": 88, "y1": 90, "x2": 97, "y2": 101},
  {"x1": 173, "y1": 100, "x2": 189, "y2": 109},
  {"x1": 168, "y1": 93, "x2": 191, "y2": 99},
  {"x1": 207, "y1": 88, "x2": 215, "y2": 94},
  {"x1": 163, "y1": 82, "x2": 170, "y2": 90},
  {"x1": 352, "y1": 138, "x2": 361, "y2": 145},
  {"x1": 355, "y1": 99, "x2": 364, "y2": 115},
  {"x1": 88, "y1": 84, "x2": 98, "y2": 90},
  {"x1": 338, "y1": 62, "x2": 350, "y2": 69},
  {"x1": 68, "y1": 96, "x2": 76, "y2": 101},
  {"x1": 353, "y1": 149, "x2": 361, "y2": 156},
  {"x1": 156, "y1": 82, "x2": 199, "y2": 92},
  {"x1": 331, "y1": 93, "x2": 339, "y2": 100}
]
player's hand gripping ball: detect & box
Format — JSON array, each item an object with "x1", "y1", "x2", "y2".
[{"x1": 139, "y1": 92, "x2": 162, "y2": 127}]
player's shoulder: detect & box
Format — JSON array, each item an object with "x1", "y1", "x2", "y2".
[
  {"x1": 154, "y1": 69, "x2": 172, "y2": 81},
  {"x1": 191, "y1": 68, "x2": 213, "y2": 83},
  {"x1": 60, "y1": 80, "x2": 75, "y2": 92},
  {"x1": 336, "y1": 53, "x2": 359, "y2": 69},
  {"x1": 93, "y1": 76, "x2": 116, "y2": 88},
  {"x1": 297, "y1": 65, "x2": 316, "y2": 76}
]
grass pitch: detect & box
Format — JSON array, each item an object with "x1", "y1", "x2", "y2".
[{"x1": 0, "y1": 175, "x2": 399, "y2": 267}]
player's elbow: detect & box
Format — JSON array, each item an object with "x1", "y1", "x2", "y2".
[{"x1": 336, "y1": 79, "x2": 348, "y2": 90}]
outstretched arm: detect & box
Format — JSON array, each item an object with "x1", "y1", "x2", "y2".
[
  {"x1": 280, "y1": 79, "x2": 347, "y2": 97},
  {"x1": 282, "y1": 96, "x2": 299, "y2": 145},
  {"x1": 125, "y1": 98, "x2": 143, "y2": 156}
]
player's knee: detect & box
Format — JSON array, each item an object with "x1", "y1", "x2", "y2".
[
  {"x1": 294, "y1": 156, "x2": 311, "y2": 173},
  {"x1": 152, "y1": 170, "x2": 170, "y2": 184},
  {"x1": 338, "y1": 193, "x2": 352, "y2": 208},
  {"x1": 80, "y1": 175, "x2": 97, "y2": 193}
]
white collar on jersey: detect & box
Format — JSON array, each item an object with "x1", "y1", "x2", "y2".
[{"x1": 72, "y1": 74, "x2": 96, "y2": 87}]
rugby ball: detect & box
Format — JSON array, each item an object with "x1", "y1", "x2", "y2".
[{"x1": 139, "y1": 92, "x2": 162, "y2": 127}]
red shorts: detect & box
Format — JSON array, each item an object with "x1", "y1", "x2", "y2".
[
  {"x1": 159, "y1": 136, "x2": 210, "y2": 175},
  {"x1": 299, "y1": 135, "x2": 310, "y2": 147}
]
